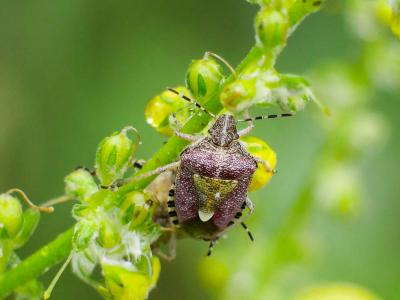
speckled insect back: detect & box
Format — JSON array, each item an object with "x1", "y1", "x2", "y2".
[
  {"x1": 132, "y1": 87, "x2": 293, "y2": 255},
  {"x1": 174, "y1": 115, "x2": 256, "y2": 235}
]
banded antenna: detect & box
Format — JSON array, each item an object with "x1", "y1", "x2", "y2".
[
  {"x1": 167, "y1": 87, "x2": 216, "y2": 118},
  {"x1": 238, "y1": 113, "x2": 294, "y2": 122}
]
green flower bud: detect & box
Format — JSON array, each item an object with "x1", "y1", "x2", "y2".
[
  {"x1": 255, "y1": 8, "x2": 288, "y2": 51},
  {"x1": 186, "y1": 55, "x2": 224, "y2": 103},
  {"x1": 102, "y1": 256, "x2": 160, "y2": 300},
  {"x1": 98, "y1": 217, "x2": 121, "y2": 249},
  {"x1": 219, "y1": 79, "x2": 256, "y2": 112},
  {"x1": 272, "y1": 74, "x2": 314, "y2": 113},
  {"x1": 65, "y1": 169, "x2": 98, "y2": 202},
  {"x1": 0, "y1": 194, "x2": 23, "y2": 239},
  {"x1": 13, "y1": 209, "x2": 40, "y2": 248},
  {"x1": 73, "y1": 219, "x2": 98, "y2": 251},
  {"x1": 95, "y1": 127, "x2": 139, "y2": 186},
  {"x1": 145, "y1": 86, "x2": 191, "y2": 136}
]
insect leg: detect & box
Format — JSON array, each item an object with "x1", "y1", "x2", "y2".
[
  {"x1": 240, "y1": 222, "x2": 254, "y2": 242},
  {"x1": 207, "y1": 238, "x2": 219, "y2": 256},
  {"x1": 128, "y1": 161, "x2": 180, "y2": 183},
  {"x1": 167, "y1": 183, "x2": 180, "y2": 226},
  {"x1": 169, "y1": 110, "x2": 203, "y2": 142},
  {"x1": 254, "y1": 157, "x2": 277, "y2": 174},
  {"x1": 154, "y1": 231, "x2": 177, "y2": 261},
  {"x1": 76, "y1": 165, "x2": 120, "y2": 191},
  {"x1": 132, "y1": 159, "x2": 146, "y2": 170},
  {"x1": 238, "y1": 111, "x2": 254, "y2": 137},
  {"x1": 175, "y1": 131, "x2": 201, "y2": 142},
  {"x1": 75, "y1": 165, "x2": 96, "y2": 176},
  {"x1": 234, "y1": 199, "x2": 255, "y2": 241},
  {"x1": 245, "y1": 197, "x2": 255, "y2": 218}
]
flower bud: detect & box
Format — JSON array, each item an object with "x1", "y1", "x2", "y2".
[
  {"x1": 13, "y1": 208, "x2": 40, "y2": 248},
  {"x1": 241, "y1": 136, "x2": 277, "y2": 191},
  {"x1": 255, "y1": 8, "x2": 288, "y2": 51},
  {"x1": 145, "y1": 86, "x2": 190, "y2": 136},
  {"x1": 65, "y1": 169, "x2": 98, "y2": 202},
  {"x1": 219, "y1": 79, "x2": 256, "y2": 112},
  {"x1": 95, "y1": 127, "x2": 139, "y2": 186},
  {"x1": 102, "y1": 256, "x2": 160, "y2": 300},
  {"x1": 98, "y1": 217, "x2": 121, "y2": 249},
  {"x1": 272, "y1": 74, "x2": 314, "y2": 113},
  {"x1": 186, "y1": 55, "x2": 224, "y2": 103},
  {"x1": 0, "y1": 194, "x2": 23, "y2": 239},
  {"x1": 73, "y1": 219, "x2": 98, "y2": 251}
]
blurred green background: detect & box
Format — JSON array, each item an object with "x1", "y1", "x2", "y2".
[{"x1": 0, "y1": 0, "x2": 399, "y2": 299}]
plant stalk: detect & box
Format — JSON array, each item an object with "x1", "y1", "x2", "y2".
[{"x1": 0, "y1": 228, "x2": 74, "y2": 299}]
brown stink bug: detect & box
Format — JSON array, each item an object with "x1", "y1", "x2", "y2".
[{"x1": 133, "y1": 88, "x2": 293, "y2": 255}]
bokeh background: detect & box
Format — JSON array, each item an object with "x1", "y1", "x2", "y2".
[{"x1": 0, "y1": 0, "x2": 399, "y2": 299}]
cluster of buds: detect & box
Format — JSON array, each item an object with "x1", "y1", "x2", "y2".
[
  {"x1": 64, "y1": 127, "x2": 162, "y2": 300},
  {"x1": 145, "y1": 52, "x2": 225, "y2": 136},
  {"x1": 219, "y1": 0, "x2": 326, "y2": 114}
]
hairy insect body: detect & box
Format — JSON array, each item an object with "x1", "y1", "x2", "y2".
[{"x1": 175, "y1": 131, "x2": 257, "y2": 241}]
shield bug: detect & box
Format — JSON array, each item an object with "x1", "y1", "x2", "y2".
[{"x1": 131, "y1": 88, "x2": 293, "y2": 255}]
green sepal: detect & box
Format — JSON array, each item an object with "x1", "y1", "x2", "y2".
[
  {"x1": 13, "y1": 209, "x2": 40, "y2": 249},
  {"x1": 73, "y1": 219, "x2": 98, "y2": 251}
]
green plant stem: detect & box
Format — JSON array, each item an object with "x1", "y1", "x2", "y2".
[{"x1": 0, "y1": 228, "x2": 74, "y2": 299}]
